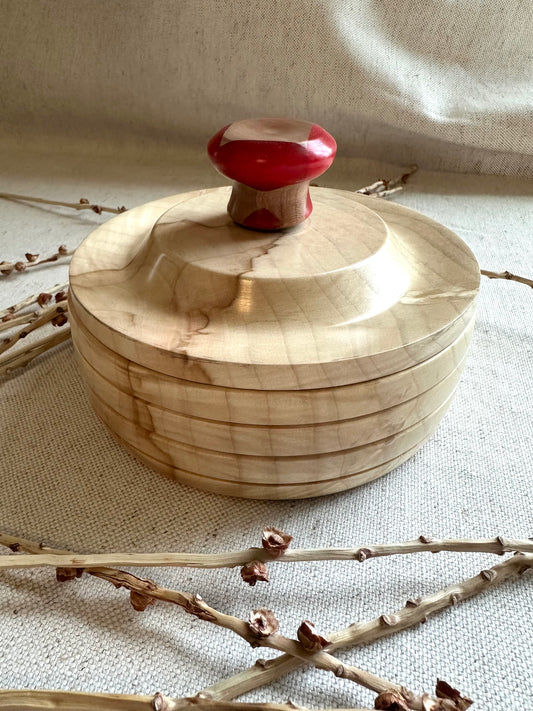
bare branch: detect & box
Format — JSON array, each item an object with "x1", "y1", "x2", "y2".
[
  {"x1": 1, "y1": 535, "x2": 531, "y2": 572},
  {"x1": 480, "y1": 269, "x2": 533, "y2": 289},
  {"x1": 0, "y1": 300, "x2": 69, "y2": 357},
  {"x1": 356, "y1": 165, "x2": 419, "y2": 198},
  {"x1": 0, "y1": 532, "x2": 498, "y2": 709},
  {"x1": 203, "y1": 553, "x2": 532, "y2": 701},
  {"x1": 0, "y1": 326, "x2": 71, "y2": 375},
  {"x1": 0, "y1": 690, "x2": 375, "y2": 711},
  {"x1": 0, "y1": 245, "x2": 74, "y2": 277},
  {"x1": 0, "y1": 192, "x2": 127, "y2": 215},
  {"x1": 0, "y1": 282, "x2": 69, "y2": 319}
]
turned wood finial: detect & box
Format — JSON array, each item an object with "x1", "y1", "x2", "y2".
[{"x1": 207, "y1": 118, "x2": 336, "y2": 230}]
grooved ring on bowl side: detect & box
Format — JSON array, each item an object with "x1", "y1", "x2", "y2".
[
  {"x1": 70, "y1": 297, "x2": 474, "y2": 426},
  {"x1": 103, "y1": 429, "x2": 437, "y2": 500},
  {"x1": 79, "y1": 347, "x2": 465, "y2": 457},
  {"x1": 88, "y1": 387, "x2": 455, "y2": 485}
]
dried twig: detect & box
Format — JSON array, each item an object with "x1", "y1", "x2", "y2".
[
  {"x1": 202, "y1": 554, "x2": 531, "y2": 703},
  {"x1": 0, "y1": 284, "x2": 71, "y2": 372},
  {"x1": 0, "y1": 192, "x2": 127, "y2": 215},
  {"x1": 0, "y1": 326, "x2": 71, "y2": 375},
  {"x1": 0, "y1": 245, "x2": 74, "y2": 276},
  {"x1": 0, "y1": 300, "x2": 68, "y2": 357},
  {"x1": 1, "y1": 535, "x2": 530, "y2": 572},
  {"x1": 480, "y1": 269, "x2": 533, "y2": 289},
  {"x1": 0, "y1": 534, "x2": 480, "y2": 710},
  {"x1": 0, "y1": 310, "x2": 39, "y2": 332},
  {"x1": 0, "y1": 690, "x2": 374, "y2": 711},
  {"x1": 0, "y1": 543, "x2": 428, "y2": 708},
  {"x1": 3, "y1": 532, "x2": 531, "y2": 709},
  {"x1": 355, "y1": 165, "x2": 419, "y2": 198},
  {"x1": 0, "y1": 282, "x2": 69, "y2": 319}
]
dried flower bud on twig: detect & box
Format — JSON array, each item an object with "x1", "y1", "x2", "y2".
[
  {"x1": 51, "y1": 313, "x2": 68, "y2": 327},
  {"x1": 374, "y1": 690, "x2": 410, "y2": 710},
  {"x1": 0, "y1": 244, "x2": 75, "y2": 279},
  {"x1": 55, "y1": 567, "x2": 83, "y2": 582},
  {"x1": 241, "y1": 560, "x2": 269, "y2": 586},
  {"x1": 261, "y1": 527, "x2": 293, "y2": 557},
  {"x1": 297, "y1": 620, "x2": 329, "y2": 651},
  {"x1": 37, "y1": 292, "x2": 53, "y2": 307},
  {"x1": 248, "y1": 608, "x2": 279, "y2": 638},
  {"x1": 435, "y1": 680, "x2": 473, "y2": 710},
  {"x1": 130, "y1": 590, "x2": 156, "y2": 612},
  {"x1": 356, "y1": 165, "x2": 418, "y2": 199}
]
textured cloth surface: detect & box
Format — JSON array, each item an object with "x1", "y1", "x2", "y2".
[
  {"x1": 0, "y1": 141, "x2": 532, "y2": 710},
  {"x1": 1, "y1": 2, "x2": 533, "y2": 707},
  {"x1": 1, "y1": 0, "x2": 533, "y2": 175}
]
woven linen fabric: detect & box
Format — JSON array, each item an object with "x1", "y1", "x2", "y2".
[
  {"x1": 1, "y1": 1, "x2": 532, "y2": 708},
  {"x1": 0, "y1": 142, "x2": 532, "y2": 709},
  {"x1": 1, "y1": 0, "x2": 533, "y2": 175}
]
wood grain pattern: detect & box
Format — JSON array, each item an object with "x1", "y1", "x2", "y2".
[
  {"x1": 69, "y1": 184, "x2": 479, "y2": 497},
  {"x1": 100, "y1": 423, "x2": 439, "y2": 500},
  {"x1": 88, "y1": 386, "x2": 455, "y2": 485},
  {"x1": 70, "y1": 188, "x2": 479, "y2": 390},
  {"x1": 78, "y1": 346, "x2": 465, "y2": 457},
  {"x1": 70, "y1": 300, "x2": 473, "y2": 425}
]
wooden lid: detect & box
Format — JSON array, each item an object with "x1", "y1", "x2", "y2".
[{"x1": 70, "y1": 186, "x2": 479, "y2": 390}]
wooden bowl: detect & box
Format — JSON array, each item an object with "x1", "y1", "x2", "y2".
[
  {"x1": 69, "y1": 119, "x2": 480, "y2": 498},
  {"x1": 70, "y1": 303, "x2": 473, "y2": 425}
]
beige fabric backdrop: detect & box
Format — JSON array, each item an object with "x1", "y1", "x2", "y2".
[
  {"x1": 1, "y1": 2, "x2": 532, "y2": 710},
  {"x1": 1, "y1": 0, "x2": 533, "y2": 175}
]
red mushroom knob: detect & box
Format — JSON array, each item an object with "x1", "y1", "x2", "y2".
[{"x1": 207, "y1": 118, "x2": 337, "y2": 231}]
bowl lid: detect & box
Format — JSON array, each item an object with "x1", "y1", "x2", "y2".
[{"x1": 69, "y1": 186, "x2": 479, "y2": 390}]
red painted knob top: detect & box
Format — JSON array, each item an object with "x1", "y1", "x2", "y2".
[
  {"x1": 208, "y1": 118, "x2": 336, "y2": 191},
  {"x1": 207, "y1": 118, "x2": 336, "y2": 230}
]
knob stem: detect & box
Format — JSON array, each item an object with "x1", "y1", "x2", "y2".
[{"x1": 228, "y1": 181, "x2": 312, "y2": 230}]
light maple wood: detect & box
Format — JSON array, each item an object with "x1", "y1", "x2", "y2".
[
  {"x1": 88, "y1": 387, "x2": 455, "y2": 485},
  {"x1": 78, "y1": 347, "x2": 465, "y2": 457},
  {"x1": 69, "y1": 184, "x2": 479, "y2": 497},
  {"x1": 101, "y1": 429, "x2": 433, "y2": 499},
  {"x1": 70, "y1": 304, "x2": 473, "y2": 425},
  {"x1": 70, "y1": 188, "x2": 479, "y2": 390}
]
